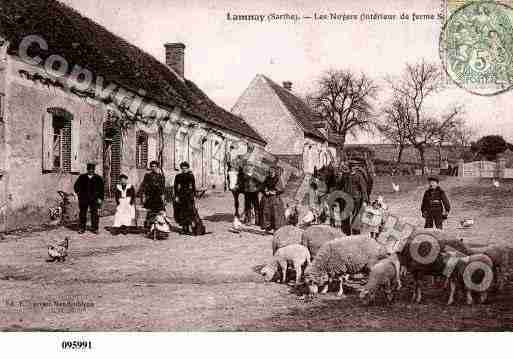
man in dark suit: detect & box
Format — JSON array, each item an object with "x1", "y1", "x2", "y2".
[{"x1": 74, "y1": 163, "x2": 104, "y2": 234}]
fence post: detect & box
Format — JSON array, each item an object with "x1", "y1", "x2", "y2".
[{"x1": 497, "y1": 157, "x2": 506, "y2": 179}]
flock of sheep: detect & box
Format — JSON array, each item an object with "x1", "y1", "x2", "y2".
[{"x1": 259, "y1": 224, "x2": 511, "y2": 305}]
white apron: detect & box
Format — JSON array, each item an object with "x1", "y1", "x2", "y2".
[{"x1": 113, "y1": 184, "x2": 136, "y2": 227}]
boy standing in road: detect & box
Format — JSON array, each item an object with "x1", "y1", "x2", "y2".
[{"x1": 421, "y1": 176, "x2": 451, "y2": 229}]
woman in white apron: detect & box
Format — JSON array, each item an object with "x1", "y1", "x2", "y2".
[{"x1": 112, "y1": 174, "x2": 136, "y2": 235}]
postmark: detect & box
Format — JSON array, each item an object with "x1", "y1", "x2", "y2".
[{"x1": 440, "y1": 0, "x2": 513, "y2": 95}]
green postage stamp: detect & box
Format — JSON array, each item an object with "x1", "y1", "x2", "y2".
[{"x1": 440, "y1": 0, "x2": 513, "y2": 95}]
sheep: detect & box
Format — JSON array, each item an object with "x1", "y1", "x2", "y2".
[
  {"x1": 359, "y1": 253, "x2": 401, "y2": 305},
  {"x1": 271, "y1": 225, "x2": 304, "y2": 255},
  {"x1": 395, "y1": 229, "x2": 477, "y2": 303},
  {"x1": 300, "y1": 224, "x2": 343, "y2": 258},
  {"x1": 260, "y1": 244, "x2": 311, "y2": 285},
  {"x1": 446, "y1": 253, "x2": 495, "y2": 305},
  {"x1": 472, "y1": 245, "x2": 512, "y2": 292},
  {"x1": 304, "y1": 235, "x2": 390, "y2": 297}
]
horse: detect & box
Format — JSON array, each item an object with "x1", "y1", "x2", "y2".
[
  {"x1": 227, "y1": 165, "x2": 245, "y2": 220},
  {"x1": 312, "y1": 163, "x2": 372, "y2": 236}
]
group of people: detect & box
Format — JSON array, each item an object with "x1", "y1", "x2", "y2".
[
  {"x1": 229, "y1": 164, "x2": 287, "y2": 233},
  {"x1": 72, "y1": 161, "x2": 200, "y2": 236}
]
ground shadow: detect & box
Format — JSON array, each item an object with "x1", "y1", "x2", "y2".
[{"x1": 203, "y1": 213, "x2": 233, "y2": 222}]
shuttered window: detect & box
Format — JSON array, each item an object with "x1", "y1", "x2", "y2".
[
  {"x1": 136, "y1": 130, "x2": 148, "y2": 169},
  {"x1": 42, "y1": 108, "x2": 78, "y2": 173}
]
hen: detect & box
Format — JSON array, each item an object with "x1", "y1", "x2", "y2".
[{"x1": 47, "y1": 237, "x2": 69, "y2": 262}]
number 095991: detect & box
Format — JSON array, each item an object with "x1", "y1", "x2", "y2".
[{"x1": 61, "y1": 340, "x2": 92, "y2": 350}]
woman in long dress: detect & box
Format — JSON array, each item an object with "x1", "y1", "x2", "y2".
[
  {"x1": 173, "y1": 161, "x2": 197, "y2": 234},
  {"x1": 260, "y1": 166, "x2": 286, "y2": 233},
  {"x1": 112, "y1": 174, "x2": 136, "y2": 235}
]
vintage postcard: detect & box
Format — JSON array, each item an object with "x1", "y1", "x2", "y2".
[{"x1": 0, "y1": 0, "x2": 512, "y2": 355}]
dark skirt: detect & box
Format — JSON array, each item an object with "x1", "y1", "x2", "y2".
[
  {"x1": 260, "y1": 194, "x2": 286, "y2": 231},
  {"x1": 173, "y1": 195, "x2": 195, "y2": 226}
]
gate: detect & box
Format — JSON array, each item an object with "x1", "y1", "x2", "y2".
[{"x1": 461, "y1": 161, "x2": 498, "y2": 178}]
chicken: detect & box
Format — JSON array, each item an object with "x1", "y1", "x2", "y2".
[
  {"x1": 460, "y1": 218, "x2": 474, "y2": 228},
  {"x1": 47, "y1": 237, "x2": 69, "y2": 262},
  {"x1": 392, "y1": 182, "x2": 400, "y2": 192},
  {"x1": 493, "y1": 179, "x2": 500, "y2": 188},
  {"x1": 232, "y1": 216, "x2": 243, "y2": 230}
]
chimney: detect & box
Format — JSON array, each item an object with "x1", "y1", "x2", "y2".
[
  {"x1": 282, "y1": 81, "x2": 292, "y2": 91},
  {"x1": 164, "y1": 43, "x2": 185, "y2": 77}
]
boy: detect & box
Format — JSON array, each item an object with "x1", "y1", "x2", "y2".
[{"x1": 421, "y1": 176, "x2": 451, "y2": 229}]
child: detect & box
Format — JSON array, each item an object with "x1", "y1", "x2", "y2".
[
  {"x1": 421, "y1": 176, "x2": 450, "y2": 229},
  {"x1": 365, "y1": 196, "x2": 387, "y2": 240},
  {"x1": 149, "y1": 210, "x2": 171, "y2": 240}
]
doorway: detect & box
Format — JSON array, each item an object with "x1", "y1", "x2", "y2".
[{"x1": 103, "y1": 121, "x2": 121, "y2": 198}]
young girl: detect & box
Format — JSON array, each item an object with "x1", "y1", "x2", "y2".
[
  {"x1": 112, "y1": 174, "x2": 136, "y2": 235},
  {"x1": 365, "y1": 196, "x2": 387, "y2": 240}
]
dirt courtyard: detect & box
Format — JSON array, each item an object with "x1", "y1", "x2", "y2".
[{"x1": 0, "y1": 176, "x2": 512, "y2": 331}]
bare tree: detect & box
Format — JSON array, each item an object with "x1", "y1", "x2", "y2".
[
  {"x1": 376, "y1": 95, "x2": 410, "y2": 163},
  {"x1": 431, "y1": 106, "x2": 465, "y2": 168},
  {"x1": 386, "y1": 60, "x2": 464, "y2": 173},
  {"x1": 307, "y1": 69, "x2": 378, "y2": 159}
]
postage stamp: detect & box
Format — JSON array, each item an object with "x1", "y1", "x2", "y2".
[{"x1": 440, "y1": 0, "x2": 513, "y2": 95}]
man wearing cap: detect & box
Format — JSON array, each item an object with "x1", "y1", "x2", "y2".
[
  {"x1": 421, "y1": 176, "x2": 451, "y2": 229},
  {"x1": 74, "y1": 163, "x2": 105, "y2": 234}
]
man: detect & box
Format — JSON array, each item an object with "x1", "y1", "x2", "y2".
[
  {"x1": 74, "y1": 163, "x2": 104, "y2": 234},
  {"x1": 173, "y1": 161, "x2": 196, "y2": 234},
  {"x1": 421, "y1": 176, "x2": 451, "y2": 229},
  {"x1": 139, "y1": 160, "x2": 166, "y2": 228}
]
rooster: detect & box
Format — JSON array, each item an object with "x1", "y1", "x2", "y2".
[{"x1": 47, "y1": 237, "x2": 69, "y2": 262}]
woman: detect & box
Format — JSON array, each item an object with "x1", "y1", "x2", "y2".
[
  {"x1": 173, "y1": 161, "x2": 197, "y2": 234},
  {"x1": 112, "y1": 174, "x2": 136, "y2": 235},
  {"x1": 260, "y1": 166, "x2": 286, "y2": 233}
]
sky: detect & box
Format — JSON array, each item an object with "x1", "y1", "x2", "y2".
[{"x1": 60, "y1": 0, "x2": 513, "y2": 143}]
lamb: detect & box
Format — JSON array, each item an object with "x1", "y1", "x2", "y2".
[
  {"x1": 359, "y1": 253, "x2": 401, "y2": 304},
  {"x1": 271, "y1": 225, "x2": 304, "y2": 255},
  {"x1": 300, "y1": 224, "x2": 342, "y2": 258},
  {"x1": 304, "y1": 235, "x2": 390, "y2": 297},
  {"x1": 446, "y1": 253, "x2": 495, "y2": 305},
  {"x1": 260, "y1": 244, "x2": 311, "y2": 285}
]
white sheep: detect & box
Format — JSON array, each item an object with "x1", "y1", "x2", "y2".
[
  {"x1": 260, "y1": 244, "x2": 311, "y2": 285},
  {"x1": 304, "y1": 235, "x2": 390, "y2": 297},
  {"x1": 271, "y1": 225, "x2": 304, "y2": 255},
  {"x1": 300, "y1": 224, "x2": 342, "y2": 258},
  {"x1": 359, "y1": 253, "x2": 402, "y2": 304}
]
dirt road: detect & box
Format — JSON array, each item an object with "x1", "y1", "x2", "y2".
[{"x1": 0, "y1": 176, "x2": 511, "y2": 331}]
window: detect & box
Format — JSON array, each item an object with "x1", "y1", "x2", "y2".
[
  {"x1": 174, "y1": 131, "x2": 188, "y2": 169},
  {"x1": 136, "y1": 130, "x2": 148, "y2": 169},
  {"x1": 43, "y1": 108, "x2": 78, "y2": 173},
  {"x1": 0, "y1": 94, "x2": 4, "y2": 122},
  {"x1": 52, "y1": 118, "x2": 65, "y2": 169}
]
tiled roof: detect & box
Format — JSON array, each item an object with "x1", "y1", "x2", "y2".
[
  {"x1": 260, "y1": 75, "x2": 337, "y2": 145},
  {"x1": 0, "y1": 0, "x2": 265, "y2": 144}
]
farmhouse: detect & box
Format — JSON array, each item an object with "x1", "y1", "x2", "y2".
[
  {"x1": 0, "y1": 0, "x2": 266, "y2": 231},
  {"x1": 232, "y1": 74, "x2": 338, "y2": 173}
]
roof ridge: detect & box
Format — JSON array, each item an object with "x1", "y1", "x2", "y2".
[
  {"x1": 259, "y1": 74, "x2": 328, "y2": 142},
  {"x1": 0, "y1": 0, "x2": 266, "y2": 144}
]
